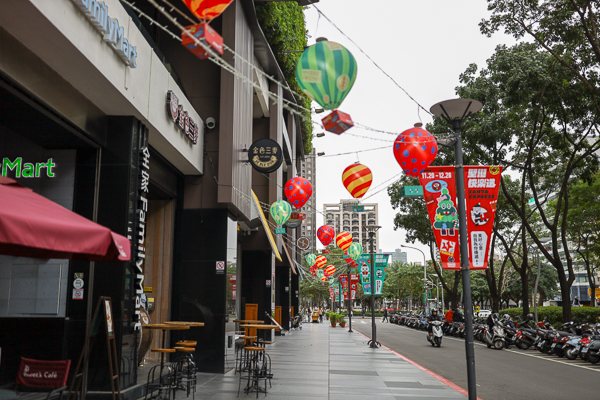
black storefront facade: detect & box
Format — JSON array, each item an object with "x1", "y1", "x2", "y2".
[{"x1": 0, "y1": 0, "x2": 303, "y2": 397}]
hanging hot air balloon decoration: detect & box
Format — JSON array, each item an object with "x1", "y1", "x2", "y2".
[
  {"x1": 296, "y1": 41, "x2": 358, "y2": 135},
  {"x1": 315, "y1": 255, "x2": 327, "y2": 269},
  {"x1": 347, "y1": 242, "x2": 363, "y2": 261},
  {"x1": 393, "y1": 125, "x2": 438, "y2": 177},
  {"x1": 284, "y1": 177, "x2": 313, "y2": 209},
  {"x1": 317, "y1": 225, "x2": 335, "y2": 246},
  {"x1": 335, "y1": 231, "x2": 353, "y2": 251},
  {"x1": 270, "y1": 200, "x2": 292, "y2": 227},
  {"x1": 342, "y1": 163, "x2": 373, "y2": 199},
  {"x1": 324, "y1": 265, "x2": 336, "y2": 278},
  {"x1": 182, "y1": 0, "x2": 234, "y2": 20},
  {"x1": 316, "y1": 268, "x2": 325, "y2": 281},
  {"x1": 305, "y1": 253, "x2": 316, "y2": 267},
  {"x1": 296, "y1": 41, "x2": 357, "y2": 110}
]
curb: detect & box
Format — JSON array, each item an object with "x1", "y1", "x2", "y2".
[{"x1": 353, "y1": 330, "x2": 483, "y2": 400}]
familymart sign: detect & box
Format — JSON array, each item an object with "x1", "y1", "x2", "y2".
[{"x1": 2, "y1": 157, "x2": 56, "y2": 178}]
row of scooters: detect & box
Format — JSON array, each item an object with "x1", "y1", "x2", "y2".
[{"x1": 390, "y1": 311, "x2": 600, "y2": 363}]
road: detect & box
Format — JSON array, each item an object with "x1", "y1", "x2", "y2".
[{"x1": 349, "y1": 317, "x2": 600, "y2": 400}]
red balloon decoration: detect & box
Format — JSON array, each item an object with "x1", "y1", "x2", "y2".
[
  {"x1": 315, "y1": 255, "x2": 327, "y2": 269},
  {"x1": 284, "y1": 177, "x2": 313, "y2": 209},
  {"x1": 317, "y1": 225, "x2": 336, "y2": 246},
  {"x1": 393, "y1": 126, "x2": 438, "y2": 177},
  {"x1": 324, "y1": 265, "x2": 336, "y2": 277}
]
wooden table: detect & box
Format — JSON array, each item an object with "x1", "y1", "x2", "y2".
[
  {"x1": 144, "y1": 323, "x2": 190, "y2": 349},
  {"x1": 165, "y1": 321, "x2": 205, "y2": 327},
  {"x1": 233, "y1": 320, "x2": 264, "y2": 324}
]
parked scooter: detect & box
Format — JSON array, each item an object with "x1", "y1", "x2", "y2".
[
  {"x1": 427, "y1": 320, "x2": 443, "y2": 347},
  {"x1": 485, "y1": 320, "x2": 507, "y2": 350}
]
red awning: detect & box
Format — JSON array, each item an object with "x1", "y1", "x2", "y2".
[{"x1": 0, "y1": 177, "x2": 130, "y2": 261}]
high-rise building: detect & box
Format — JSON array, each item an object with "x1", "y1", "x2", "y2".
[
  {"x1": 391, "y1": 249, "x2": 408, "y2": 263},
  {"x1": 323, "y1": 199, "x2": 379, "y2": 252},
  {"x1": 300, "y1": 148, "x2": 317, "y2": 252}
]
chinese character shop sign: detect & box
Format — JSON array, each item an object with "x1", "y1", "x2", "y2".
[
  {"x1": 419, "y1": 166, "x2": 502, "y2": 270},
  {"x1": 247, "y1": 138, "x2": 283, "y2": 173},
  {"x1": 167, "y1": 91, "x2": 199, "y2": 144}
]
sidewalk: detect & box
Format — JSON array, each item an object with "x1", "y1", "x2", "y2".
[{"x1": 188, "y1": 320, "x2": 467, "y2": 399}]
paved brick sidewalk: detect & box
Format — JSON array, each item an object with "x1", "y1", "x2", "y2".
[{"x1": 184, "y1": 320, "x2": 467, "y2": 399}]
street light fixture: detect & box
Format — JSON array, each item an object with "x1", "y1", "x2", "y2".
[
  {"x1": 400, "y1": 244, "x2": 428, "y2": 313},
  {"x1": 430, "y1": 98, "x2": 482, "y2": 400},
  {"x1": 365, "y1": 225, "x2": 381, "y2": 348}
]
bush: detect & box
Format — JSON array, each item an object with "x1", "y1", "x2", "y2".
[
  {"x1": 339, "y1": 314, "x2": 346, "y2": 324},
  {"x1": 500, "y1": 306, "x2": 600, "y2": 327},
  {"x1": 329, "y1": 313, "x2": 338, "y2": 324}
]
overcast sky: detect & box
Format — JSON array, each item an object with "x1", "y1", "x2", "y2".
[{"x1": 303, "y1": 0, "x2": 517, "y2": 263}]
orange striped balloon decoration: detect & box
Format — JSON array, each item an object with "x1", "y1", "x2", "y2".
[
  {"x1": 181, "y1": 0, "x2": 234, "y2": 21},
  {"x1": 342, "y1": 163, "x2": 372, "y2": 198},
  {"x1": 336, "y1": 231, "x2": 353, "y2": 251}
]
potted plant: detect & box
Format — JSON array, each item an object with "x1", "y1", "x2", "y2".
[
  {"x1": 329, "y1": 313, "x2": 338, "y2": 327},
  {"x1": 339, "y1": 315, "x2": 346, "y2": 328},
  {"x1": 325, "y1": 312, "x2": 330, "y2": 320}
]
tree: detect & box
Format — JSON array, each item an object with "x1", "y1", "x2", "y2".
[
  {"x1": 434, "y1": 42, "x2": 600, "y2": 322},
  {"x1": 481, "y1": 0, "x2": 600, "y2": 117},
  {"x1": 564, "y1": 173, "x2": 600, "y2": 306}
]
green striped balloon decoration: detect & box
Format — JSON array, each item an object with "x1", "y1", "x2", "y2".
[
  {"x1": 270, "y1": 200, "x2": 292, "y2": 225},
  {"x1": 296, "y1": 41, "x2": 357, "y2": 110}
]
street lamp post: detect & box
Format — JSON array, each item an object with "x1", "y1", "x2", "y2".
[
  {"x1": 401, "y1": 244, "x2": 427, "y2": 313},
  {"x1": 347, "y1": 262, "x2": 353, "y2": 333},
  {"x1": 431, "y1": 98, "x2": 483, "y2": 400},
  {"x1": 366, "y1": 225, "x2": 381, "y2": 348}
]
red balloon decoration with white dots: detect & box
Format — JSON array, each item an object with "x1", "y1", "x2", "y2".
[{"x1": 393, "y1": 126, "x2": 438, "y2": 177}]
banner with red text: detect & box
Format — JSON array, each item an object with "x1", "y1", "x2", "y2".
[
  {"x1": 350, "y1": 273, "x2": 359, "y2": 300},
  {"x1": 328, "y1": 286, "x2": 334, "y2": 299},
  {"x1": 464, "y1": 166, "x2": 503, "y2": 269},
  {"x1": 419, "y1": 166, "x2": 460, "y2": 269},
  {"x1": 339, "y1": 274, "x2": 349, "y2": 300}
]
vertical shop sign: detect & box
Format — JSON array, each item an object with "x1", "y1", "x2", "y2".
[
  {"x1": 228, "y1": 274, "x2": 237, "y2": 300},
  {"x1": 132, "y1": 129, "x2": 149, "y2": 331},
  {"x1": 418, "y1": 166, "x2": 460, "y2": 269},
  {"x1": 350, "y1": 273, "x2": 359, "y2": 300},
  {"x1": 339, "y1": 274, "x2": 349, "y2": 300},
  {"x1": 464, "y1": 166, "x2": 503, "y2": 269}
]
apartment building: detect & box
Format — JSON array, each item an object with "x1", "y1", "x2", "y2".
[{"x1": 323, "y1": 199, "x2": 380, "y2": 252}]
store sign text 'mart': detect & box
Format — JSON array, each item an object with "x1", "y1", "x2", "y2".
[{"x1": 71, "y1": 0, "x2": 138, "y2": 68}]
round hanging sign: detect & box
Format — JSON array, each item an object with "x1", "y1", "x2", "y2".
[
  {"x1": 297, "y1": 237, "x2": 310, "y2": 250},
  {"x1": 248, "y1": 138, "x2": 283, "y2": 173},
  {"x1": 284, "y1": 218, "x2": 303, "y2": 229}
]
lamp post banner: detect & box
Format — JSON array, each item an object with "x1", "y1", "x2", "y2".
[
  {"x1": 350, "y1": 273, "x2": 359, "y2": 300},
  {"x1": 418, "y1": 166, "x2": 460, "y2": 269},
  {"x1": 328, "y1": 285, "x2": 335, "y2": 299},
  {"x1": 357, "y1": 254, "x2": 390, "y2": 295},
  {"x1": 339, "y1": 274, "x2": 350, "y2": 300},
  {"x1": 464, "y1": 165, "x2": 503, "y2": 269},
  {"x1": 334, "y1": 283, "x2": 340, "y2": 302}
]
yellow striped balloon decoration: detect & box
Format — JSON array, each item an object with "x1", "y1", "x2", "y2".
[
  {"x1": 336, "y1": 231, "x2": 353, "y2": 251},
  {"x1": 342, "y1": 163, "x2": 372, "y2": 198},
  {"x1": 315, "y1": 255, "x2": 327, "y2": 269}
]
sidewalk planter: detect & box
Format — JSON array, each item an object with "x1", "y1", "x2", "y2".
[
  {"x1": 339, "y1": 322, "x2": 346, "y2": 328},
  {"x1": 329, "y1": 313, "x2": 338, "y2": 327}
]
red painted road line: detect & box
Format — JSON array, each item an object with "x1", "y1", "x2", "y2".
[{"x1": 354, "y1": 330, "x2": 483, "y2": 400}]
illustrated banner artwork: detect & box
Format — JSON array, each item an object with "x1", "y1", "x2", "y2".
[
  {"x1": 334, "y1": 283, "x2": 340, "y2": 302},
  {"x1": 418, "y1": 166, "x2": 460, "y2": 269},
  {"x1": 339, "y1": 274, "x2": 349, "y2": 300},
  {"x1": 464, "y1": 166, "x2": 503, "y2": 269},
  {"x1": 328, "y1": 286, "x2": 334, "y2": 299},
  {"x1": 350, "y1": 273, "x2": 359, "y2": 300},
  {"x1": 357, "y1": 253, "x2": 390, "y2": 295}
]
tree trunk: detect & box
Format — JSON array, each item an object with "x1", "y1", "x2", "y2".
[{"x1": 557, "y1": 269, "x2": 573, "y2": 322}]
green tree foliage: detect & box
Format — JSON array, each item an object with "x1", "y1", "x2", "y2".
[
  {"x1": 481, "y1": 0, "x2": 600, "y2": 116},
  {"x1": 427, "y1": 42, "x2": 600, "y2": 322},
  {"x1": 255, "y1": 3, "x2": 313, "y2": 153}
]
